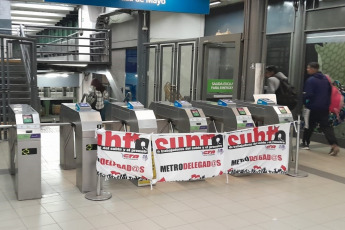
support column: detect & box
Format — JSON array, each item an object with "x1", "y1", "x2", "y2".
[
  {"x1": 0, "y1": 0, "x2": 11, "y2": 34},
  {"x1": 289, "y1": 0, "x2": 306, "y2": 113},
  {"x1": 137, "y1": 11, "x2": 150, "y2": 106},
  {"x1": 242, "y1": 0, "x2": 267, "y2": 101}
]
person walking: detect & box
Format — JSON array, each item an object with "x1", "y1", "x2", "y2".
[
  {"x1": 89, "y1": 78, "x2": 109, "y2": 121},
  {"x1": 301, "y1": 62, "x2": 340, "y2": 156}
]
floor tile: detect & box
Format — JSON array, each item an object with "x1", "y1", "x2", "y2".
[
  {"x1": 137, "y1": 204, "x2": 171, "y2": 218},
  {"x1": 87, "y1": 213, "x2": 121, "y2": 228},
  {"x1": 57, "y1": 219, "x2": 94, "y2": 230},
  {"x1": 21, "y1": 213, "x2": 56, "y2": 228},
  {"x1": 151, "y1": 213, "x2": 187, "y2": 228},
  {"x1": 42, "y1": 201, "x2": 73, "y2": 213},
  {"x1": 191, "y1": 219, "x2": 228, "y2": 230},
  {"x1": 125, "y1": 219, "x2": 162, "y2": 230},
  {"x1": 15, "y1": 205, "x2": 47, "y2": 218},
  {"x1": 112, "y1": 209, "x2": 147, "y2": 223},
  {"x1": 49, "y1": 209, "x2": 83, "y2": 223},
  {"x1": 28, "y1": 223, "x2": 62, "y2": 230},
  {"x1": 0, "y1": 218, "x2": 26, "y2": 230},
  {"x1": 76, "y1": 204, "x2": 109, "y2": 218},
  {"x1": 174, "y1": 210, "x2": 208, "y2": 224}
]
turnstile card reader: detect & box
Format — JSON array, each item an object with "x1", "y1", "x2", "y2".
[
  {"x1": 76, "y1": 103, "x2": 92, "y2": 111},
  {"x1": 9, "y1": 104, "x2": 41, "y2": 200},
  {"x1": 257, "y1": 98, "x2": 276, "y2": 106},
  {"x1": 217, "y1": 99, "x2": 237, "y2": 108},
  {"x1": 191, "y1": 100, "x2": 254, "y2": 132},
  {"x1": 60, "y1": 103, "x2": 102, "y2": 193},
  {"x1": 149, "y1": 101, "x2": 208, "y2": 133},
  {"x1": 105, "y1": 101, "x2": 158, "y2": 134}
]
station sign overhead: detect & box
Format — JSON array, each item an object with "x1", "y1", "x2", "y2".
[{"x1": 44, "y1": 0, "x2": 210, "y2": 14}]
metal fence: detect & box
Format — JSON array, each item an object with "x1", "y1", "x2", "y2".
[
  {"x1": 0, "y1": 33, "x2": 38, "y2": 140},
  {"x1": 15, "y1": 24, "x2": 112, "y2": 65}
]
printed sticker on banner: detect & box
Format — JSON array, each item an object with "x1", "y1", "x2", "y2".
[
  {"x1": 224, "y1": 123, "x2": 290, "y2": 175},
  {"x1": 152, "y1": 133, "x2": 225, "y2": 182},
  {"x1": 96, "y1": 130, "x2": 153, "y2": 181}
]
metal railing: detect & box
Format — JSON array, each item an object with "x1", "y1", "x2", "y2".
[
  {"x1": 0, "y1": 33, "x2": 38, "y2": 140},
  {"x1": 13, "y1": 24, "x2": 112, "y2": 65}
]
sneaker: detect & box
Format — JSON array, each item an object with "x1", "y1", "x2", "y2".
[
  {"x1": 300, "y1": 144, "x2": 310, "y2": 150},
  {"x1": 329, "y1": 146, "x2": 340, "y2": 156}
]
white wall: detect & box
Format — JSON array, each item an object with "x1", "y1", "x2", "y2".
[
  {"x1": 110, "y1": 12, "x2": 138, "y2": 49},
  {"x1": 150, "y1": 12, "x2": 205, "y2": 42},
  {"x1": 78, "y1": 6, "x2": 103, "y2": 62}
]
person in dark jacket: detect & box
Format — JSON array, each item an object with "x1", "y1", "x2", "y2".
[{"x1": 301, "y1": 62, "x2": 340, "y2": 156}]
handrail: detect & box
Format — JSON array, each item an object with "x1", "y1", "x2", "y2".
[
  {"x1": 12, "y1": 24, "x2": 109, "y2": 32},
  {"x1": 0, "y1": 33, "x2": 36, "y2": 42}
]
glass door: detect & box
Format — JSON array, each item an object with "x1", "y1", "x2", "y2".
[
  {"x1": 146, "y1": 46, "x2": 158, "y2": 106},
  {"x1": 198, "y1": 34, "x2": 243, "y2": 100},
  {"x1": 159, "y1": 44, "x2": 175, "y2": 102},
  {"x1": 177, "y1": 42, "x2": 196, "y2": 101}
]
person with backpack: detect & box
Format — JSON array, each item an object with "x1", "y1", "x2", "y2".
[
  {"x1": 301, "y1": 62, "x2": 340, "y2": 156},
  {"x1": 88, "y1": 78, "x2": 109, "y2": 121},
  {"x1": 265, "y1": 66, "x2": 297, "y2": 110}
]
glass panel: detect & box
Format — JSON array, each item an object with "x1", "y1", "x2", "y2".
[
  {"x1": 204, "y1": 42, "x2": 236, "y2": 95},
  {"x1": 306, "y1": 7, "x2": 345, "y2": 31},
  {"x1": 267, "y1": 0, "x2": 295, "y2": 34},
  {"x1": 178, "y1": 45, "x2": 193, "y2": 101},
  {"x1": 305, "y1": 30, "x2": 345, "y2": 139},
  {"x1": 313, "y1": 0, "x2": 345, "y2": 9},
  {"x1": 266, "y1": 34, "x2": 291, "y2": 77},
  {"x1": 147, "y1": 47, "x2": 156, "y2": 106},
  {"x1": 161, "y1": 46, "x2": 174, "y2": 102}
]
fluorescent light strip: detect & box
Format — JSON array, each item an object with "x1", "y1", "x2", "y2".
[
  {"x1": 210, "y1": 1, "x2": 221, "y2": 6},
  {"x1": 12, "y1": 21, "x2": 56, "y2": 26},
  {"x1": 11, "y1": 10, "x2": 65, "y2": 18},
  {"x1": 11, "y1": 16, "x2": 59, "y2": 23},
  {"x1": 11, "y1": 3, "x2": 74, "y2": 12}
]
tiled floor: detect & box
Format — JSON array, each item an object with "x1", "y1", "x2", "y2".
[{"x1": 0, "y1": 127, "x2": 344, "y2": 229}]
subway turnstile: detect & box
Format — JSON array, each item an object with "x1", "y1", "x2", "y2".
[
  {"x1": 105, "y1": 101, "x2": 159, "y2": 186},
  {"x1": 191, "y1": 100, "x2": 255, "y2": 132},
  {"x1": 233, "y1": 100, "x2": 294, "y2": 126},
  {"x1": 105, "y1": 101, "x2": 158, "y2": 133},
  {"x1": 60, "y1": 103, "x2": 102, "y2": 193},
  {"x1": 149, "y1": 101, "x2": 208, "y2": 133},
  {"x1": 8, "y1": 104, "x2": 41, "y2": 200}
]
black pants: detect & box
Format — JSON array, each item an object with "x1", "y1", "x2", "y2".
[{"x1": 303, "y1": 109, "x2": 338, "y2": 146}]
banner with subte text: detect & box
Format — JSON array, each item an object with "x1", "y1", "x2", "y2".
[
  {"x1": 152, "y1": 133, "x2": 225, "y2": 182},
  {"x1": 224, "y1": 123, "x2": 291, "y2": 174},
  {"x1": 96, "y1": 130, "x2": 153, "y2": 180}
]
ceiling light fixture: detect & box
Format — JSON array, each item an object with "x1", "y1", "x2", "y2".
[
  {"x1": 210, "y1": 1, "x2": 221, "y2": 6},
  {"x1": 11, "y1": 10, "x2": 65, "y2": 18},
  {"x1": 11, "y1": 3, "x2": 74, "y2": 12}
]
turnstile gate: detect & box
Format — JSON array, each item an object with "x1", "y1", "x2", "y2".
[
  {"x1": 8, "y1": 104, "x2": 41, "y2": 200},
  {"x1": 60, "y1": 103, "x2": 102, "y2": 193}
]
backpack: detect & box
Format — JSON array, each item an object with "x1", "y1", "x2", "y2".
[
  {"x1": 325, "y1": 75, "x2": 344, "y2": 119},
  {"x1": 86, "y1": 92, "x2": 97, "y2": 109},
  {"x1": 275, "y1": 77, "x2": 298, "y2": 110}
]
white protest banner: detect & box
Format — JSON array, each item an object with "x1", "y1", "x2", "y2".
[
  {"x1": 224, "y1": 123, "x2": 291, "y2": 174},
  {"x1": 96, "y1": 129, "x2": 153, "y2": 180},
  {"x1": 152, "y1": 133, "x2": 224, "y2": 182}
]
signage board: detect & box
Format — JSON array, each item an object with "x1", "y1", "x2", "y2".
[{"x1": 45, "y1": 0, "x2": 210, "y2": 14}]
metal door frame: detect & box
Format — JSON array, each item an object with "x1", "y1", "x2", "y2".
[
  {"x1": 198, "y1": 34, "x2": 243, "y2": 100},
  {"x1": 144, "y1": 38, "x2": 198, "y2": 106}
]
